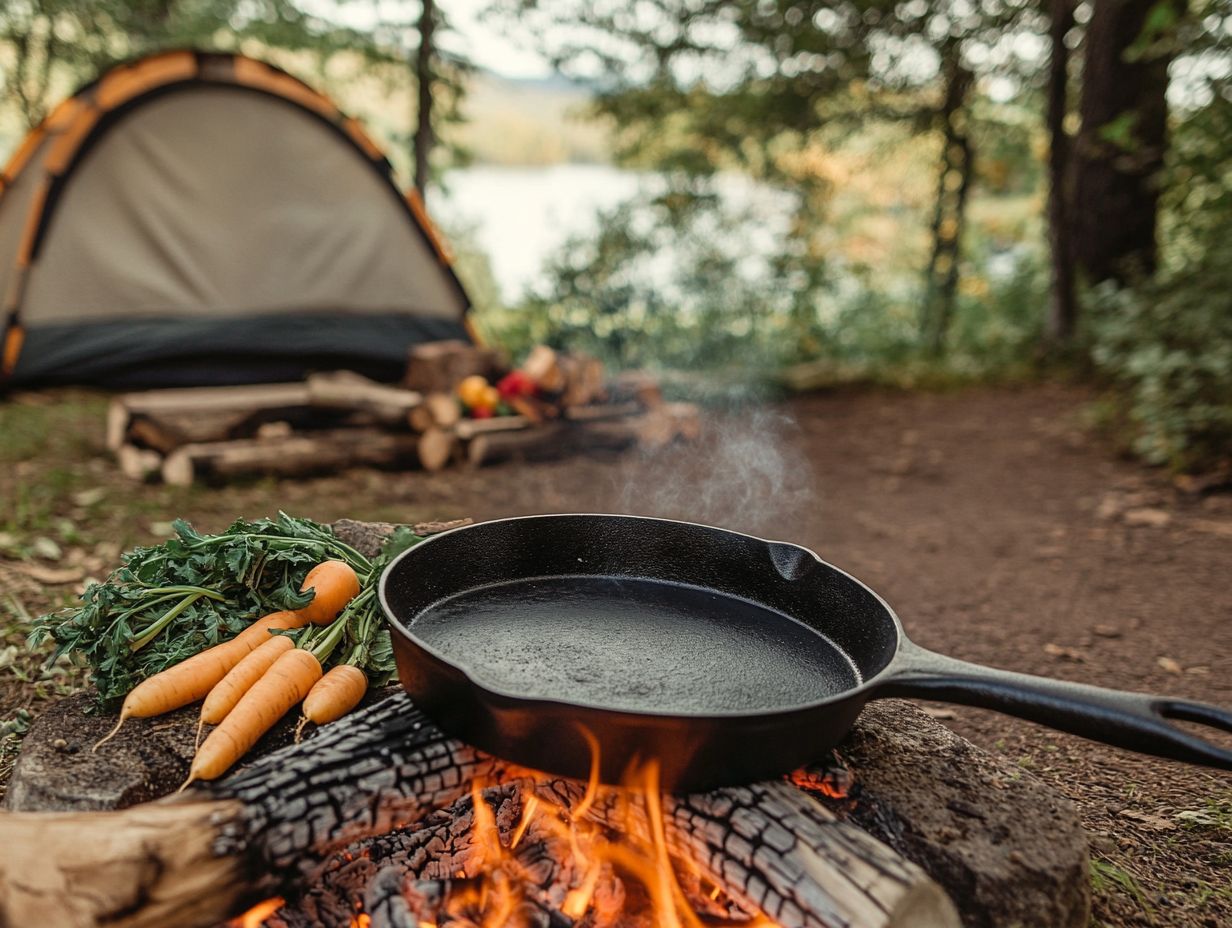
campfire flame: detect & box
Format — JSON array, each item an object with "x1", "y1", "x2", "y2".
[
  {"x1": 405, "y1": 733, "x2": 779, "y2": 928},
  {"x1": 230, "y1": 896, "x2": 284, "y2": 927},
  {"x1": 247, "y1": 745, "x2": 855, "y2": 926}
]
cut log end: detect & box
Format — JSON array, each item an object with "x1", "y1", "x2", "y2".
[
  {"x1": 117, "y1": 444, "x2": 164, "y2": 482},
  {"x1": 416, "y1": 428, "x2": 457, "y2": 472}
]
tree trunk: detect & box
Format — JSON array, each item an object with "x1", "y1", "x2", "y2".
[
  {"x1": 1073, "y1": 0, "x2": 1186, "y2": 283},
  {"x1": 921, "y1": 58, "x2": 975, "y2": 354},
  {"x1": 1046, "y1": 0, "x2": 1079, "y2": 342},
  {"x1": 413, "y1": 0, "x2": 437, "y2": 196}
]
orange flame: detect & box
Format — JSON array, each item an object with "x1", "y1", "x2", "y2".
[
  {"x1": 228, "y1": 897, "x2": 284, "y2": 928},
  {"x1": 789, "y1": 765, "x2": 852, "y2": 799},
  {"x1": 402, "y1": 734, "x2": 769, "y2": 928}
]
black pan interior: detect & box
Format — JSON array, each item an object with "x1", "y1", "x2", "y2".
[
  {"x1": 385, "y1": 515, "x2": 902, "y2": 716},
  {"x1": 412, "y1": 574, "x2": 861, "y2": 713}
]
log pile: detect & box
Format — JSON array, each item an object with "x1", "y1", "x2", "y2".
[{"x1": 106, "y1": 343, "x2": 700, "y2": 484}]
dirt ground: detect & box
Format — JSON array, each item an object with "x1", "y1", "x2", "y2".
[{"x1": 1, "y1": 382, "x2": 1230, "y2": 926}]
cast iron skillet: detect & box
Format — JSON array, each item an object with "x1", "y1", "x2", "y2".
[{"x1": 379, "y1": 514, "x2": 1232, "y2": 791}]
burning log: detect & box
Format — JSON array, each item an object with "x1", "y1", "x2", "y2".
[{"x1": 0, "y1": 695, "x2": 954, "y2": 928}]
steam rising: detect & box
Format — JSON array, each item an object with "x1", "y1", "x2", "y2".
[{"x1": 619, "y1": 404, "x2": 815, "y2": 538}]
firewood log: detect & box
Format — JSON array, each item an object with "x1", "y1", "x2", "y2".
[
  {"x1": 108, "y1": 383, "x2": 314, "y2": 452},
  {"x1": 415, "y1": 427, "x2": 457, "y2": 472},
  {"x1": 403, "y1": 341, "x2": 504, "y2": 394},
  {"x1": 407, "y1": 393, "x2": 461, "y2": 432},
  {"x1": 454, "y1": 415, "x2": 531, "y2": 441},
  {"x1": 116, "y1": 444, "x2": 162, "y2": 482},
  {"x1": 563, "y1": 401, "x2": 641, "y2": 422},
  {"x1": 161, "y1": 430, "x2": 423, "y2": 486},
  {"x1": 559, "y1": 353, "x2": 606, "y2": 407},
  {"x1": 0, "y1": 695, "x2": 955, "y2": 928},
  {"x1": 608, "y1": 371, "x2": 663, "y2": 409},
  {"x1": 306, "y1": 371, "x2": 422, "y2": 428},
  {"x1": 522, "y1": 345, "x2": 566, "y2": 394}
]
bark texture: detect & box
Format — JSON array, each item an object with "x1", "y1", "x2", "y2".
[
  {"x1": 1047, "y1": 0, "x2": 1078, "y2": 341},
  {"x1": 1073, "y1": 0, "x2": 1185, "y2": 283}
]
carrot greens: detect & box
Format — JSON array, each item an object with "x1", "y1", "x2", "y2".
[{"x1": 30, "y1": 513, "x2": 412, "y2": 705}]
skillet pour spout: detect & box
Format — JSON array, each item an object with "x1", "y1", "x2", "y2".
[{"x1": 379, "y1": 514, "x2": 1232, "y2": 791}]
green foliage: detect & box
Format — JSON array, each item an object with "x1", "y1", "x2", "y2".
[
  {"x1": 492, "y1": 187, "x2": 827, "y2": 377},
  {"x1": 1089, "y1": 227, "x2": 1232, "y2": 472},
  {"x1": 0, "y1": 0, "x2": 388, "y2": 129},
  {"x1": 29, "y1": 513, "x2": 379, "y2": 704}
]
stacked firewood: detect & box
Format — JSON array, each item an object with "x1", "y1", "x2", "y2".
[{"x1": 106, "y1": 340, "x2": 700, "y2": 484}]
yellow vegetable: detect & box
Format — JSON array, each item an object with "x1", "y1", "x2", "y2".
[{"x1": 457, "y1": 375, "x2": 490, "y2": 409}]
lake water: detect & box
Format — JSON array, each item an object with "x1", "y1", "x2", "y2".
[{"x1": 428, "y1": 163, "x2": 795, "y2": 301}]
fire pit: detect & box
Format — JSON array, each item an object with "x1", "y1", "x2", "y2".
[{"x1": 0, "y1": 520, "x2": 1091, "y2": 928}]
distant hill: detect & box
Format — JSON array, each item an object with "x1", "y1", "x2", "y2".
[{"x1": 449, "y1": 70, "x2": 613, "y2": 166}]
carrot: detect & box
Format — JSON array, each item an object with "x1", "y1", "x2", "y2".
[
  {"x1": 94, "y1": 610, "x2": 303, "y2": 751},
  {"x1": 231, "y1": 609, "x2": 307, "y2": 649},
  {"x1": 200, "y1": 634, "x2": 295, "y2": 727},
  {"x1": 184, "y1": 648, "x2": 323, "y2": 784},
  {"x1": 295, "y1": 561, "x2": 361, "y2": 625},
  {"x1": 95, "y1": 558, "x2": 358, "y2": 752},
  {"x1": 297, "y1": 665, "x2": 367, "y2": 738}
]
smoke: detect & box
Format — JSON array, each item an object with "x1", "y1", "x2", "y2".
[{"x1": 618, "y1": 402, "x2": 815, "y2": 538}]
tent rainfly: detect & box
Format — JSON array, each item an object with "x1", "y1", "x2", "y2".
[{"x1": 0, "y1": 50, "x2": 472, "y2": 388}]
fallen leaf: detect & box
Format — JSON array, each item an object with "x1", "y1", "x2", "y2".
[
  {"x1": 1174, "y1": 810, "x2": 1219, "y2": 827},
  {"x1": 1190, "y1": 519, "x2": 1232, "y2": 538},
  {"x1": 1092, "y1": 624, "x2": 1122, "y2": 639},
  {"x1": 1157, "y1": 656, "x2": 1183, "y2": 674},
  {"x1": 1123, "y1": 507, "x2": 1172, "y2": 528},
  {"x1": 1118, "y1": 809, "x2": 1177, "y2": 832},
  {"x1": 1044, "y1": 642, "x2": 1088, "y2": 662},
  {"x1": 921, "y1": 707, "x2": 957, "y2": 720}
]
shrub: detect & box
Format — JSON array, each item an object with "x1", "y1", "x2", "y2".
[{"x1": 1089, "y1": 227, "x2": 1232, "y2": 472}]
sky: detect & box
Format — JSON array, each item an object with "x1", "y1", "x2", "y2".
[{"x1": 317, "y1": 0, "x2": 556, "y2": 79}]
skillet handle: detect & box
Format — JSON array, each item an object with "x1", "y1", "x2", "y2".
[{"x1": 879, "y1": 640, "x2": 1232, "y2": 770}]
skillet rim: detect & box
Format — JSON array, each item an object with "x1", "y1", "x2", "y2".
[{"x1": 377, "y1": 513, "x2": 908, "y2": 721}]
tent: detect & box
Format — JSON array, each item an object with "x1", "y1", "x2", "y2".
[{"x1": 0, "y1": 50, "x2": 472, "y2": 388}]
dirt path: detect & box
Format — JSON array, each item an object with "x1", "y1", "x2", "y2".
[{"x1": 2, "y1": 382, "x2": 1229, "y2": 925}]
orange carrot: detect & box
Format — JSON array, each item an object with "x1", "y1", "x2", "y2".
[
  {"x1": 96, "y1": 559, "x2": 358, "y2": 752},
  {"x1": 185, "y1": 648, "x2": 323, "y2": 783},
  {"x1": 92, "y1": 637, "x2": 247, "y2": 751},
  {"x1": 200, "y1": 634, "x2": 295, "y2": 726},
  {"x1": 231, "y1": 609, "x2": 307, "y2": 649},
  {"x1": 95, "y1": 610, "x2": 303, "y2": 751},
  {"x1": 294, "y1": 561, "x2": 361, "y2": 625},
  {"x1": 300, "y1": 665, "x2": 368, "y2": 730}
]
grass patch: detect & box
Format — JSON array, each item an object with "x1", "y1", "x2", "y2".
[{"x1": 1090, "y1": 857, "x2": 1153, "y2": 917}]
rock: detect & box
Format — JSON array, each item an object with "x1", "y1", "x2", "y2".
[{"x1": 825, "y1": 700, "x2": 1090, "y2": 928}]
